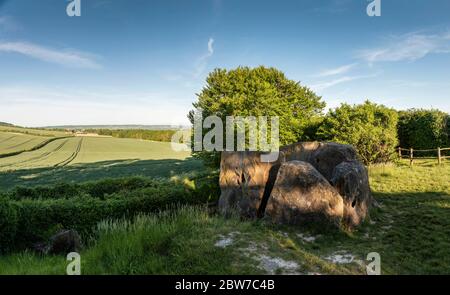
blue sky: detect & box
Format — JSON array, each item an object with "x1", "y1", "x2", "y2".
[{"x1": 0, "y1": 0, "x2": 449, "y2": 126}]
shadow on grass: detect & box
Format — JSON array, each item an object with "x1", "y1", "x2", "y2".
[
  {"x1": 263, "y1": 191, "x2": 450, "y2": 274},
  {"x1": 0, "y1": 157, "x2": 204, "y2": 191},
  {"x1": 360, "y1": 192, "x2": 450, "y2": 274}
]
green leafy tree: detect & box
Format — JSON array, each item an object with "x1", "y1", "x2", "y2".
[
  {"x1": 188, "y1": 66, "x2": 325, "y2": 166},
  {"x1": 317, "y1": 101, "x2": 398, "y2": 164},
  {"x1": 397, "y1": 109, "x2": 449, "y2": 150}
]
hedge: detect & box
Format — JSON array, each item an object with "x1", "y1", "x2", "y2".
[
  {"x1": 0, "y1": 174, "x2": 219, "y2": 253},
  {"x1": 0, "y1": 197, "x2": 18, "y2": 253},
  {"x1": 398, "y1": 109, "x2": 449, "y2": 150}
]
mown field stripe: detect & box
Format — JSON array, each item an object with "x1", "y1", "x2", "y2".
[
  {"x1": 0, "y1": 135, "x2": 17, "y2": 144},
  {"x1": 54, "y1": 137, "x2": 83, "y2": 167},
  {"x1": 0, "y1": 136, "x2": 73, "y2": 159},
  {"x1": 0, "y1": 139, "x2": 70, "y2": 169},
  {"x1": 4, "y1": 138, "x2": 36, "y2": 150}
]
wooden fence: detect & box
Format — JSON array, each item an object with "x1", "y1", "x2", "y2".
[{"x1": 398, "y1": 147, "x2": 450, "y2": 166}]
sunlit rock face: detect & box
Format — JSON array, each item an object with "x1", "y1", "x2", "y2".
[
  {"x1": 264, "y1": 160, "x2": 344, "y2": 227},
  {"x1": 218, "y1": 142, "x2": 373, "y2": 228}
]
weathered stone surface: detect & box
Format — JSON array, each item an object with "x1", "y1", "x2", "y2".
[
  {"x1": 219, "y1": 151, "x2": 279, "y2": 218},
  {"x1": 330, "y1": 160, "x2": 372, "y2": 228},
  {"x1": 218, "y1": 141, "x2": 372, "y2": 228},
  {"x1": 47, "y1": 230, "x2": 82, "y2": 254},
  {"x1": 265, "y1": 161, "x2": 344, "y2": 226},
  {"x1": 279, "y1": 141, "x2": 321, "y2": 163},
  {"x1": 309, "y1": 142, "x2": 357, "y2": 181},
  {"x1": 32, "y1": 229, "x2": 82, "y2": 255},
  {"x1": 218, "y1": 142, "x2": 322, "y2": 217}
]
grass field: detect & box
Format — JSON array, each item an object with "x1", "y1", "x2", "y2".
[
  {"x1": 0, "y1": 132, "x2": 62, "y2": 157},
  {"x1": 0, "y1": 159, "x2": 448, "y2": 275},
  {"x1": 0, "y1": 134, "x2": 200, "y2": 190}
]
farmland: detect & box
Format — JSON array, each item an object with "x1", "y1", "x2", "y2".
[{"x1": 0, "y1": 131, "x2": 201, "y2": 190}]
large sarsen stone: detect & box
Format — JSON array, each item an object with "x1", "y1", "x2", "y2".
[
  {"x1": 218, "y1": 141, "x2": 373, "y2": 228},
  {"x1": 264, "y1": 161, "x2": 344, "y2": 227}
]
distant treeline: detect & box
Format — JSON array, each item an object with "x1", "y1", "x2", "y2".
[{"x1": 85, "y1": 129, "x2": 183, "y2": 142}]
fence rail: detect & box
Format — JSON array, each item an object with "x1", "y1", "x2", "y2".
[{"x1": 398, "y1": 147, "x2": 450, "y2": 166}]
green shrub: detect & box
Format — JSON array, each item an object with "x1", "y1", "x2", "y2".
[
  {"x1": 398, "y1": 109, "x2": 449, "y2": 150},
  {"x1": 317, "y1": 101, "x2": 399, "y2": 164},
  {"x1": 83, "y1": 177, "x2": 160, "y2": 199},
  {"x1": 1, "y1": 174, "x2": 218, "y2": 252},
  {"x1": 8, "y1": 177, "x2": 165, "y2": 200},
  {"x1": 0, "y1": 198, "x2": 18, "y2": 253},
  {"x1": 10, "y1": 183, "x2": 82, "y2": 200}
]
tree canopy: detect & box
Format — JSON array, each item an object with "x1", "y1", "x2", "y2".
[{"x1": 188, "y1": 66, "x2": 325, "y2": 166}]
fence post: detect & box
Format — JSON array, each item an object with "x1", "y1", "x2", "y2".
[
  {"x1": 410, "y1": 148, "x2": 414, "y2": 167},
  {"x1": 398, "y1": 147, "x2": 402, "y2": 158},
  {"x1": 438, "y1": 147, "x2": 441, "y2": 165}
]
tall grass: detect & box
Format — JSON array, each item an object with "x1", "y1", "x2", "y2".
[{"x1": 0, "y1": 206, "x2": 260, "y2": 275}]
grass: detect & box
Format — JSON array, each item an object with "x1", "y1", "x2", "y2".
[
  {"x1": 0, "y1": 137, "x2": 82, "y2": 170},
  {"x1": 0, "y1": 132, "x2": 54, "y2": 157},
  {"x1": 72, "y1": 137, "x2": 190, "y2": 164},
  {"x1": 0, "y1": 135, "x2": 198, "y2": 190},
  {"x1": 0, "y1": 207, "x2": 353, "y2": 275},
  {"x1": 0, "y1": 160, "x2": 448, "y2": 275}
]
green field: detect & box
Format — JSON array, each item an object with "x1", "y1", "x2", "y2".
[
  {"x1": 0, "y1": 132, "x2": 201, "y2": 190},
  {"x1": 0, "y1": 132, "x2": 61, "y2": 157}
]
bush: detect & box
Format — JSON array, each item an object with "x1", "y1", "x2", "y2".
[
  {"x1": 0, "y1": 198, "x2": 18, "y2": 253},
  {"x1": 189, "y1": 66, "x2": 325, "y2": 167},
  {"x1": 0, "y1": 175, "x2": 219, "y2": 252},
  {"x1": 8, "y1": 177, "x2": 166, "y2": 200},
  {"x1": 317, "y1": 101, "x2": 399, "y2": 164},
  {"x1": 398, "y1": 109, "x2": 449, "y2": 150}
]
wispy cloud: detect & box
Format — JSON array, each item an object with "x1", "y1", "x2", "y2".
[
  {"x1": 208, "y1": 38, "x2": 214, "y2": 55},
  {"x1": 357, "y1": 31, "x2": 450, "y2": 64},
  {"x1": 0, "y1": 41, "x2": 101, "y2": 69},
  {"x1": 165, "y1": 37, "x2": 216, "y2": 85},
  {"x1": 310, "y1": 73, "x2": 378, "y2": 91},
  {"x1": 315, "y1": 63, "x2": 357, "y2": 77},
  {"x1": 194, "y1": 37, "x2": 215, "y2": 78}
]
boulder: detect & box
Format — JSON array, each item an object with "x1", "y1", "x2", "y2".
[
  {"x1": 330, "y1": 161, "x2": 372, "y2": 228},
  {"x1": 218, "y1": 142, "x2": 323, "y2": 217},
  {"x1": 219, "y1": 151, "x2": 280, "y2": 218},
  {"x1": 309, "y1": 142, "x2": 357, "y2": 181},
  {"x1": 218, "y1": 141, "x2": 372, "y2": 228},
  {"x1": 47, "y1": 230, "x2": 82, "y2": 255},
  {"x1": 265, "y1": 161, "x2": 344, "y2": 226}
]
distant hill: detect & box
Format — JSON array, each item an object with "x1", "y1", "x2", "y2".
[
  {"x1": 44, "y1": 125, "x2": 190, "y2": 130},
  {"x1": 0, "y1": 122, "x2": 14, "y2": 127}
]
